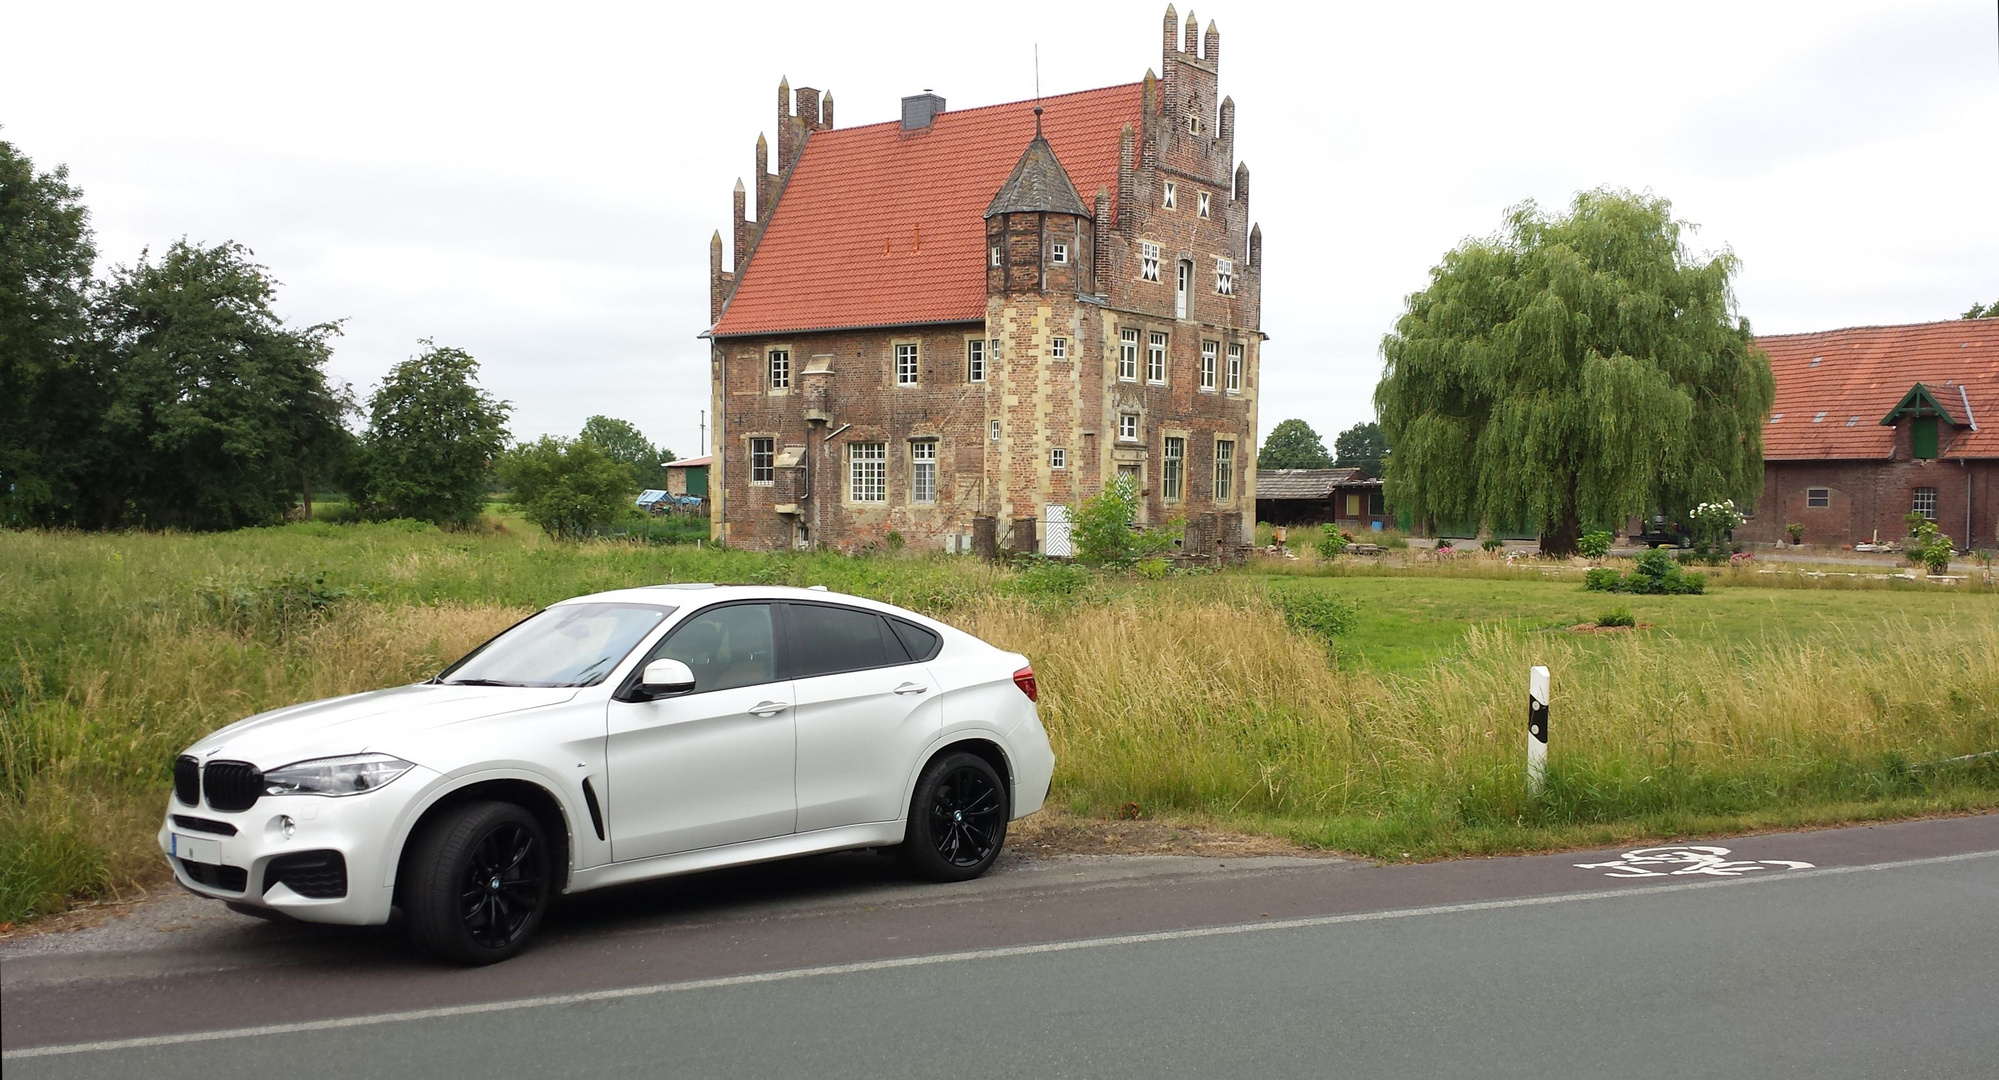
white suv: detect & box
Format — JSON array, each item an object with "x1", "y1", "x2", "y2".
[{"x1": 161, "y1": 584, "x2": 1053, "y2": 963}]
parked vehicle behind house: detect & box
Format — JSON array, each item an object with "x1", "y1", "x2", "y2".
[{"x1": 161, "y1": 584, "x2": 1052, "y2": 963}]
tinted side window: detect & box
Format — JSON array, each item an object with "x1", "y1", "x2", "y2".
[
  {"x1": 788, "y1": 604, "x2": 892, "y2": 678},
  {"x1": 890, "y1": 619, "x2": 941, "y2": 662},
  {"x1": 652, "y1": 603, "x2": 776, "y2": 693}
]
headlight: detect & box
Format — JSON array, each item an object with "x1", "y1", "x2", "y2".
[{"x1": 262, "y1": 753, "x2": 415, "y2": 797}]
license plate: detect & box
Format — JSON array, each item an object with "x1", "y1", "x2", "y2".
[{"x1": 171, "y1": 833, "x2": 222, "y2": 865}]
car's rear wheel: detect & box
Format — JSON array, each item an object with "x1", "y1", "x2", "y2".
[
  {"x1": 899, "y1": 752, "x2": 1009, "y2": 882},
  {"x1": 404, "y1": 800, "x2": 551, "y2": 965}
]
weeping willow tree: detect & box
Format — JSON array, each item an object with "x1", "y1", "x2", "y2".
[{"x1": 1374, "y1": 189, "x2": 1774, "y2": 555}]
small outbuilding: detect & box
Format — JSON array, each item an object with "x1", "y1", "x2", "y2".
[
  {"x1": 1254, "y1": 468, "x2": 1389, "y2": 530},
  {"x1": 662, "y1": 455, "x2": 711, "y2": 501}
]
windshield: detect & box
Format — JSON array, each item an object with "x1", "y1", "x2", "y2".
[{"x1": 439, "y1": 603, "x2": 675, "y2": 687}]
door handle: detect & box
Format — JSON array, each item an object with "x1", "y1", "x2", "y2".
[
  {"x1": 893, "y1": 682, "x2": 929, "y2": 695},
  {"x1": 748, "y1": 701, "x2": 790, "y2": 717}
]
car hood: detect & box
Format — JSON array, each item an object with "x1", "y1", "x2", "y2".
[{"x1": 187, "y1": 683, "x2": 582, "y2": 769}]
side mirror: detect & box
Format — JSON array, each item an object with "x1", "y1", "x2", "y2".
[{"x1": 640, "y1": 659, "x2": 696, "y2": 697}]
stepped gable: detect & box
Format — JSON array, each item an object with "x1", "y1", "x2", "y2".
[
  {"x1": 1756, "y1": 320, "x2": 1999, "y2": 459},
  {"x1": 710, "y1": 83, "x2": 1142, "y2": 339}
]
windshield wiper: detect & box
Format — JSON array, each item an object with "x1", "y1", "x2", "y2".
[{"x1": 443, "y1": 678, "x2": 530, "y2": 687}]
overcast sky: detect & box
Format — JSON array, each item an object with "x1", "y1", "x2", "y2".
[{"x1": 5, "y1": 1, "x2": 1995, "y2": 455}]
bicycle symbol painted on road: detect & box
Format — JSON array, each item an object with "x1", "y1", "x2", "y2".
[{"x1": 1574, "y1": 845, "x2": 1815, "y2": 878}]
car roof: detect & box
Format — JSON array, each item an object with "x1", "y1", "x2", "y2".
[{"x1": 552, "y1": 583, "x2": 925, "y2": 621}]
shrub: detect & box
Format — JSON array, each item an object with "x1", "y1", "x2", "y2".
[
  {"x1": 1271, "y1": 588, "x2": 1359, "y2": 649},
  {"x1": 1577, "y1": 530, "x2": 1614, "y2": 560},
  {"x1": 1481, "y1": 537, "x2": 1505, "y2": 552},
  {"x1": 1905, "y1": 518, "x2": 1955, "y2": 574},
  {"x1": 1316, "y1": 524, "x2": 1349, "y2": 559},
  {"x1": 1005, "y1": 555, "x2": 1095, "y2": 602},
  {"x1": 496, "y1": 436, "x2": 636, "y2": 539},
  {"x1": 1583, "y1": 549, "x2": 1705, "y2": 594},
  {"x1": 197, "y1": 571, "x2": 353, "y2": 635},
  {"x1": 1786, "y1": 523, "x2": 1806, "y2": 545},
  {"x1": 1072, "y1": 476, "x2": 1182, "y2": 568},
  {"x1": 885, "y1": 530, "x2": 906, "y2": 552},
  {"x1": 1596, "y1": 608, "x2": 1636, "y2": 628}
]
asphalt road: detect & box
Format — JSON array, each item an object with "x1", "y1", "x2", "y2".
[{"x1": 5, "y1": 815, "x2": 1996, "y2": 1079}]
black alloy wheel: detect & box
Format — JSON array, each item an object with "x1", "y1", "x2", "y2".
[
  {"x1": 899, "y1": 752, "x2": 1009, "y2": 882},
  {"x1": 405, "y1": 801, "x2": 552, "y2": 964}
]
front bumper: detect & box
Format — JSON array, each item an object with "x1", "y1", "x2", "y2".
[{"x1": 157, "y1": 767, "x2": 436, "y2": 926}]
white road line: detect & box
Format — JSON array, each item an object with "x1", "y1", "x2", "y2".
[{"x1": 7, "y1": 848, "x2": 1995, "y2": 1061}]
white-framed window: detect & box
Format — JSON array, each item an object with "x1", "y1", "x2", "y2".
[
  {"x1": 1200, "y1": 341, "x2": 1218, "y2": 391},
  {"x1": 1051, "y1": 337, "x2": 1067, "y2": 360},
  {"x1": 1913, "y1": 487, "x2": 1938, "y2": 520},
  {"x1": 989, "y1": 337, "x2": 1000, "y2": 363},
  {"x1": 1119, "y1": 413, "x2": 1139, "y2": 442},
  {"x1": 1051, "y1": 241, "x2": 1068, "y2": 264},
  {"x1": 749, "y1": 437, "x2": 775, "y2": 485},
  {"x1": 1175, "y1": 260, "x2": 1190, "y2": 319},
  {"x1": 1162, "y1": 436, "x2": 1185, "y2": 501},
  {"x1": 966, "y1": 338, "x2": 985, "y2": 383},
  {"x1": 1226, "y1": 343, "x2": 1243, "y2": 393},
  {"x1": 768, "y1": 349, "x2": 790, "y2": 391},
  {"x1": 849, "y1": 442, "x2": 886, "y2": 502},
  {"x1": 1197, "y1": 192, "x2": 1211, "y2": 219},
  {"x1": 1119, "y1": 328, "x2": 1139, "y2": 382},
  {"x1": 1148, "y1": 332, "x2": 1168, "y2": 384},
  {"x1": 990, "y1": 419, "x2": 1000, "y2": 442},
  {"x1": 1214, "y1": 439, "x2": 1235, "y2": 502},
  {"x1": 911, "y1": 441, "x2": 937, "y2": 504},
  {"x1": 1216, "y1": 258, "x2": 1233, "y2": 296},
  {"x1": 895, "y1": 343, "x2": 918, "y2": 386},
  {"x1": 990, "y1": 245, "x2": 1002, "y2": 267},
  {"x1": 1163, "y1": 182, "x2": 1176, "y2": 209},
  {"x1": 1049, "y1": 447, "x2": 1066, "y2": 470},
  {"x1": 1806, "y1": 487, "x2": 1830, "y2": 508},
  {"x1": 1141, "y1": 241, "x2": 1160, "y2": 282}
]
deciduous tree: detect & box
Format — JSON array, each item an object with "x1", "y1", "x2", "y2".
[
  {"x1": 91, "y1": 240, "x2": 351, "y2": 529},
  {"x1": 352, "y1": 342, "x2": 509, "y2": 526},
  {"x1": 0, "y1": 140, "x2": 101, "y2": 525},
  {"x1": 497, "y1": 436, "x2": 636, "y2": 539},
  {"x1": 579, "y1": 415, "x2": 672, "y2": 490},
  {"x1": 1374, "y1": 189, "x2": 1773, "y2": 554},
  {"x1": 1257, "y1": 419, "x2": 1333, "y2": 470},
  {"x1": 1332, "y1": 421, "x2": 1387, "y2": 479}
]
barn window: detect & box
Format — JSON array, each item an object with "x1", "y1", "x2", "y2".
[{"x1": 1806, "y1": 488, "x2": 1830, "y2": 508}]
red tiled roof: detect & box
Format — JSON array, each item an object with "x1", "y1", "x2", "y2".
[
  {"x1": 1755, "y1": 320, "x2": 1999, "y2": 459},
  {"x1": 710, "y1": 84, "x2": 1142, "y2": 338}
]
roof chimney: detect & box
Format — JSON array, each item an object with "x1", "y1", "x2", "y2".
[{"x1": 901, "y1": 90, "x2": 946, "y2": 131}]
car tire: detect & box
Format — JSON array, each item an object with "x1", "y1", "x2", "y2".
[
  {"x1": 899, "y1": 752, "x2": 1010, "y2": 883},
  {"x1": 403, "y1": 800, "x2": 552, "y2": 965}
]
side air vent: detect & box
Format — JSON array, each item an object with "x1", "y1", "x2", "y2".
[
  {"x1": 174, "y1": 755, "x2": 201, "y2": 806},
  {"x1": 263, "y1": 850, "x2": 347, "y2": 899},
  {"x1": 203, "y1": 761, "x2": 264, "y2": 812}
]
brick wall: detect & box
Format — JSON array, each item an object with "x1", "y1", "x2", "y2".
[{"x1": 1737, "y1": 413, "x2": 1995, "y2": 547}]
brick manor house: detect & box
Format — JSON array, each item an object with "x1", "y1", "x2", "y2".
[{"x1": 701, "y1": 7, "x2": 1263, "y2": 553}]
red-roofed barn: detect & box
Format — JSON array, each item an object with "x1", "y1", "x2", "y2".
[
  {"x1": 702, "y1": 7, "x2": 1263, "y2": 554},
  {"x1": 1741, "y1": 319, "x2": 1999, "y2": 549}
]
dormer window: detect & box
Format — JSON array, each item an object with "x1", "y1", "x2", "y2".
[
  {"x1": 1163, "y1": 182, "x2": 1176, "y2": 210},
  {"x1": 1051, "y1": 241, "x2": 1068, "y2": 265},
  {"x1": 1197, "y1": 192, "x2": 1211, "y2": 219}
]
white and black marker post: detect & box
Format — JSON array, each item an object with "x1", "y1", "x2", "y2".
[{"x1": 1528, "y1": 665, "x2": 1550, "y2": 795}]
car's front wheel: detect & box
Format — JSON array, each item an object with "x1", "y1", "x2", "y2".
[
  {"x1": 899, "y1": 752, "x2": 1009, "y2": 882},
  {"x1": 404, "y1": 800, "x2": 551, "y2": 965}
]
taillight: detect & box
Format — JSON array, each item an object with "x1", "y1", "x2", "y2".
[{"x1": 1012, "y1": 665, "x2": 1038, "y2": 702}]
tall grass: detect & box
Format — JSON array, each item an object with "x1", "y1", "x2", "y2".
[
  {"x1": 3, "y1": 524, "x2": 1995, "y2": 923},
  {"x1": 963, "y1": 594, "x2": 1999, "y2": 854}
]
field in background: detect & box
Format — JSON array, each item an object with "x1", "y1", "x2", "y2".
[{"x1": 3, "y1": 523, "x2": 1995, "y2": 924}]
